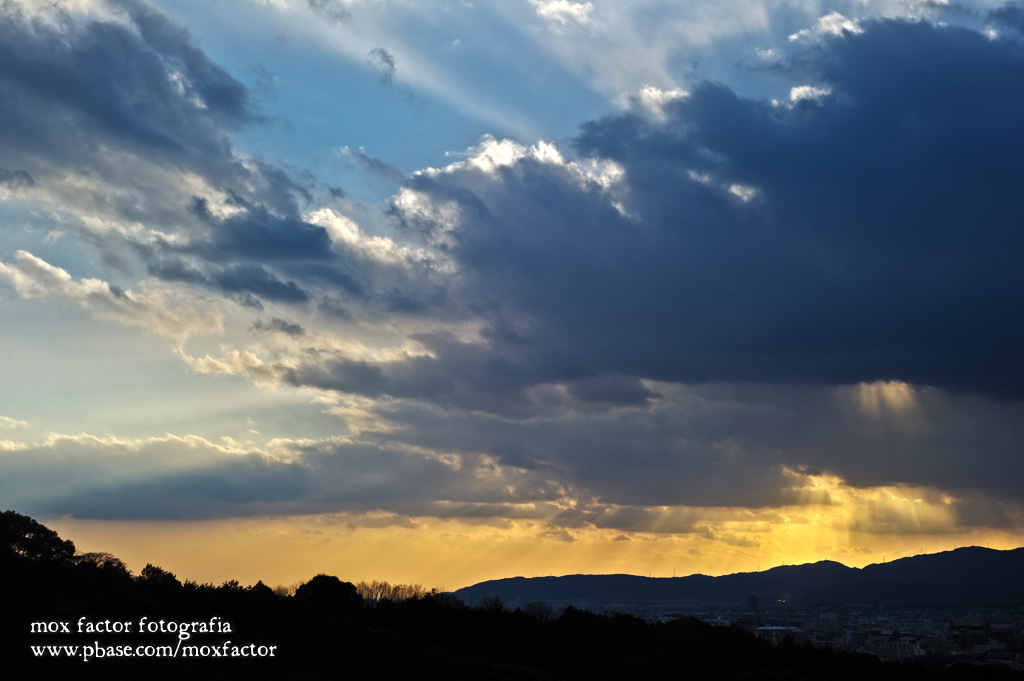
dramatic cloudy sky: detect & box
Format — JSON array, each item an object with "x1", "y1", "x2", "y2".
[{"x1": 1, "y1": 0, "x2": 1022, "y2": 588}]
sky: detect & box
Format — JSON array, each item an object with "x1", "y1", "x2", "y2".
[{"x1": 1, "y1": 0, "x2": 1023, "y2": 591}]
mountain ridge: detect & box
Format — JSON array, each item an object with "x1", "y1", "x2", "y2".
[{"x1": 454, "y1": 546, "x2": 1024, "y2": 608}]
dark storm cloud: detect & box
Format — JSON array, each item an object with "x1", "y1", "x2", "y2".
[
  {"x1": 146, "y1": 257, "x2": 208, "y2": 285},
  {"x1": 117, "y1": 0, "x2": 252, "y2": 122},
  {"x1": 147, "y1": 13, "x2": 1022, "y2": 516},
  {"x1": 990, "y1": 2, "x2": 1024, "y2": 32},
  {"x1": 565, "y1": 375, "x2": 660, "y2": 406},
  {"x1": 5, "y1": 1, "x2": 1023, "y2": 527},
  {"x1": 367, "y1": 47, "x2": 397, "y2": 85},
  {"x1": 0, "y1": 0, "x2": 249, "y2": 177},
  {"x1": 274, "y1": 337, "x2": 661, "y2": 415},
  {"x1": 359, "y1": 388, "x2": 804, "y2": 509},
  {"x1": 263, "y1": 332, "x2": 570, "y2": 417},
  {"x1": 0, "y1": 167, "x2": 34, "y2": 189},
  {"x1": 0, "y1": 1, "x2": 375, "y2": 309},
  {"x1": 212, "y1": 264, "x2": 309, "y2": 303},
  {"x1": 0, "y1": 435, "x2": 567, "y2": 521},
  {"x1": 250, "y1": 317, "x2": 307, "y2": 337},
  {"x1": 295, "y1": 262, "x2": 366, "y2": 297},
  {"x1": 5, "y1": 379, "x2": 1024, "y2": 522},
  {"x1": 323, "y1": 381, "x2": 1022, "y2": 514},
  {"x1": 185, "y1": 196, "x2": 332, "y2": 262},
  {"x1": 389, "y1": 18, "x2": 1024, "y2": 401},
  {"x1": 146, "y1": 256, "x2": 309, "y2": 305}
]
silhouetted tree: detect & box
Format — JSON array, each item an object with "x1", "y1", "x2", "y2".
[
  {"x1": 523, "y1": 601, "x2": 554, "y2": 621},
  {"x1": 247, "y1": 580, "x2": 275, "y2": 597},
  {"x1": 137, "y1": 562, "x2": 182, "y2": 599},
  {"x1": 72, "y1": 551, "x2": 131, "y2": 577},
  {"x1": 356, "y1": 578, "x2": 431, "y2": 604},
  {"x1": 294, "y1": 573, "x2": 363, "y2": 617},
  {"x1": 480, "y1": 594, "x2": 506, "y2": 613},
  {"x1": 0, "y1": 510, "x2": 75, "y2": 564}
]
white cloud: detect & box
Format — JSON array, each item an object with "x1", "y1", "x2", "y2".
[
  {"x1": 626, "y1": 85, "x2": 689, "y2": 120},
  {"x1": 0, "y1": 250, "x2": 223, "y2": 339},
  {"x1": 789, "y1": 84, "x2": 832, "y2": 103},
  {"x1": 422, "y1": 135, "x2": 625, "y2": 197},
  {"x1": 307, "y1": 208, "x2": 439, "y2": 268},
  {"x1": 789, "y1": 11, "x2": 863, "y2": 42},
  {"x1": 728, "y1": 183, "x2": 760, "y2": 202},
  {"x1": 0, "y1": 416, "x2": 28, "y2": 430},
  {"x1": 179, "y1": 347, "x2": 282, "y2": 383},
  {"x1": 529, "y1": 0, "x2": 594, "y2": 26},
  {"x1": 1, "y1": 0, "x2": 122, "y2": 26}
]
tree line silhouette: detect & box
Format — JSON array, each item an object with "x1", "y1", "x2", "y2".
[{"x1": 3, "y1": 510, "x2": 1021, "y2": 680}]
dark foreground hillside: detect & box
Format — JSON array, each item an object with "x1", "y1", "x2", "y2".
[{"x1": 2, "y1": 511, "x2": 1021, "y2": 681}]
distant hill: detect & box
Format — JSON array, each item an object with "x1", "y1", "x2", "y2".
[{"x1": 454, "y1": 546, "x2": 1024, "y2": 609}]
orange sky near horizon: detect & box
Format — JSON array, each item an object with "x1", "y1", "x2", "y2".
[{"x1": 46, "y1": 474, "x2": 1024, "y2": 592}]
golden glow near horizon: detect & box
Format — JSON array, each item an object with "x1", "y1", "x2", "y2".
[{"x1": 47, "y1": 470, "x2": 1024, "y2": 591}]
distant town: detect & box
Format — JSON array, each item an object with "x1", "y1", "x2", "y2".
[
  {"x1": 454, "y1": 546, "x2": 1024, "y2": 672},
  {"x1": 545, "y1": 597, "x2": 1024, "y2": 670}
]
